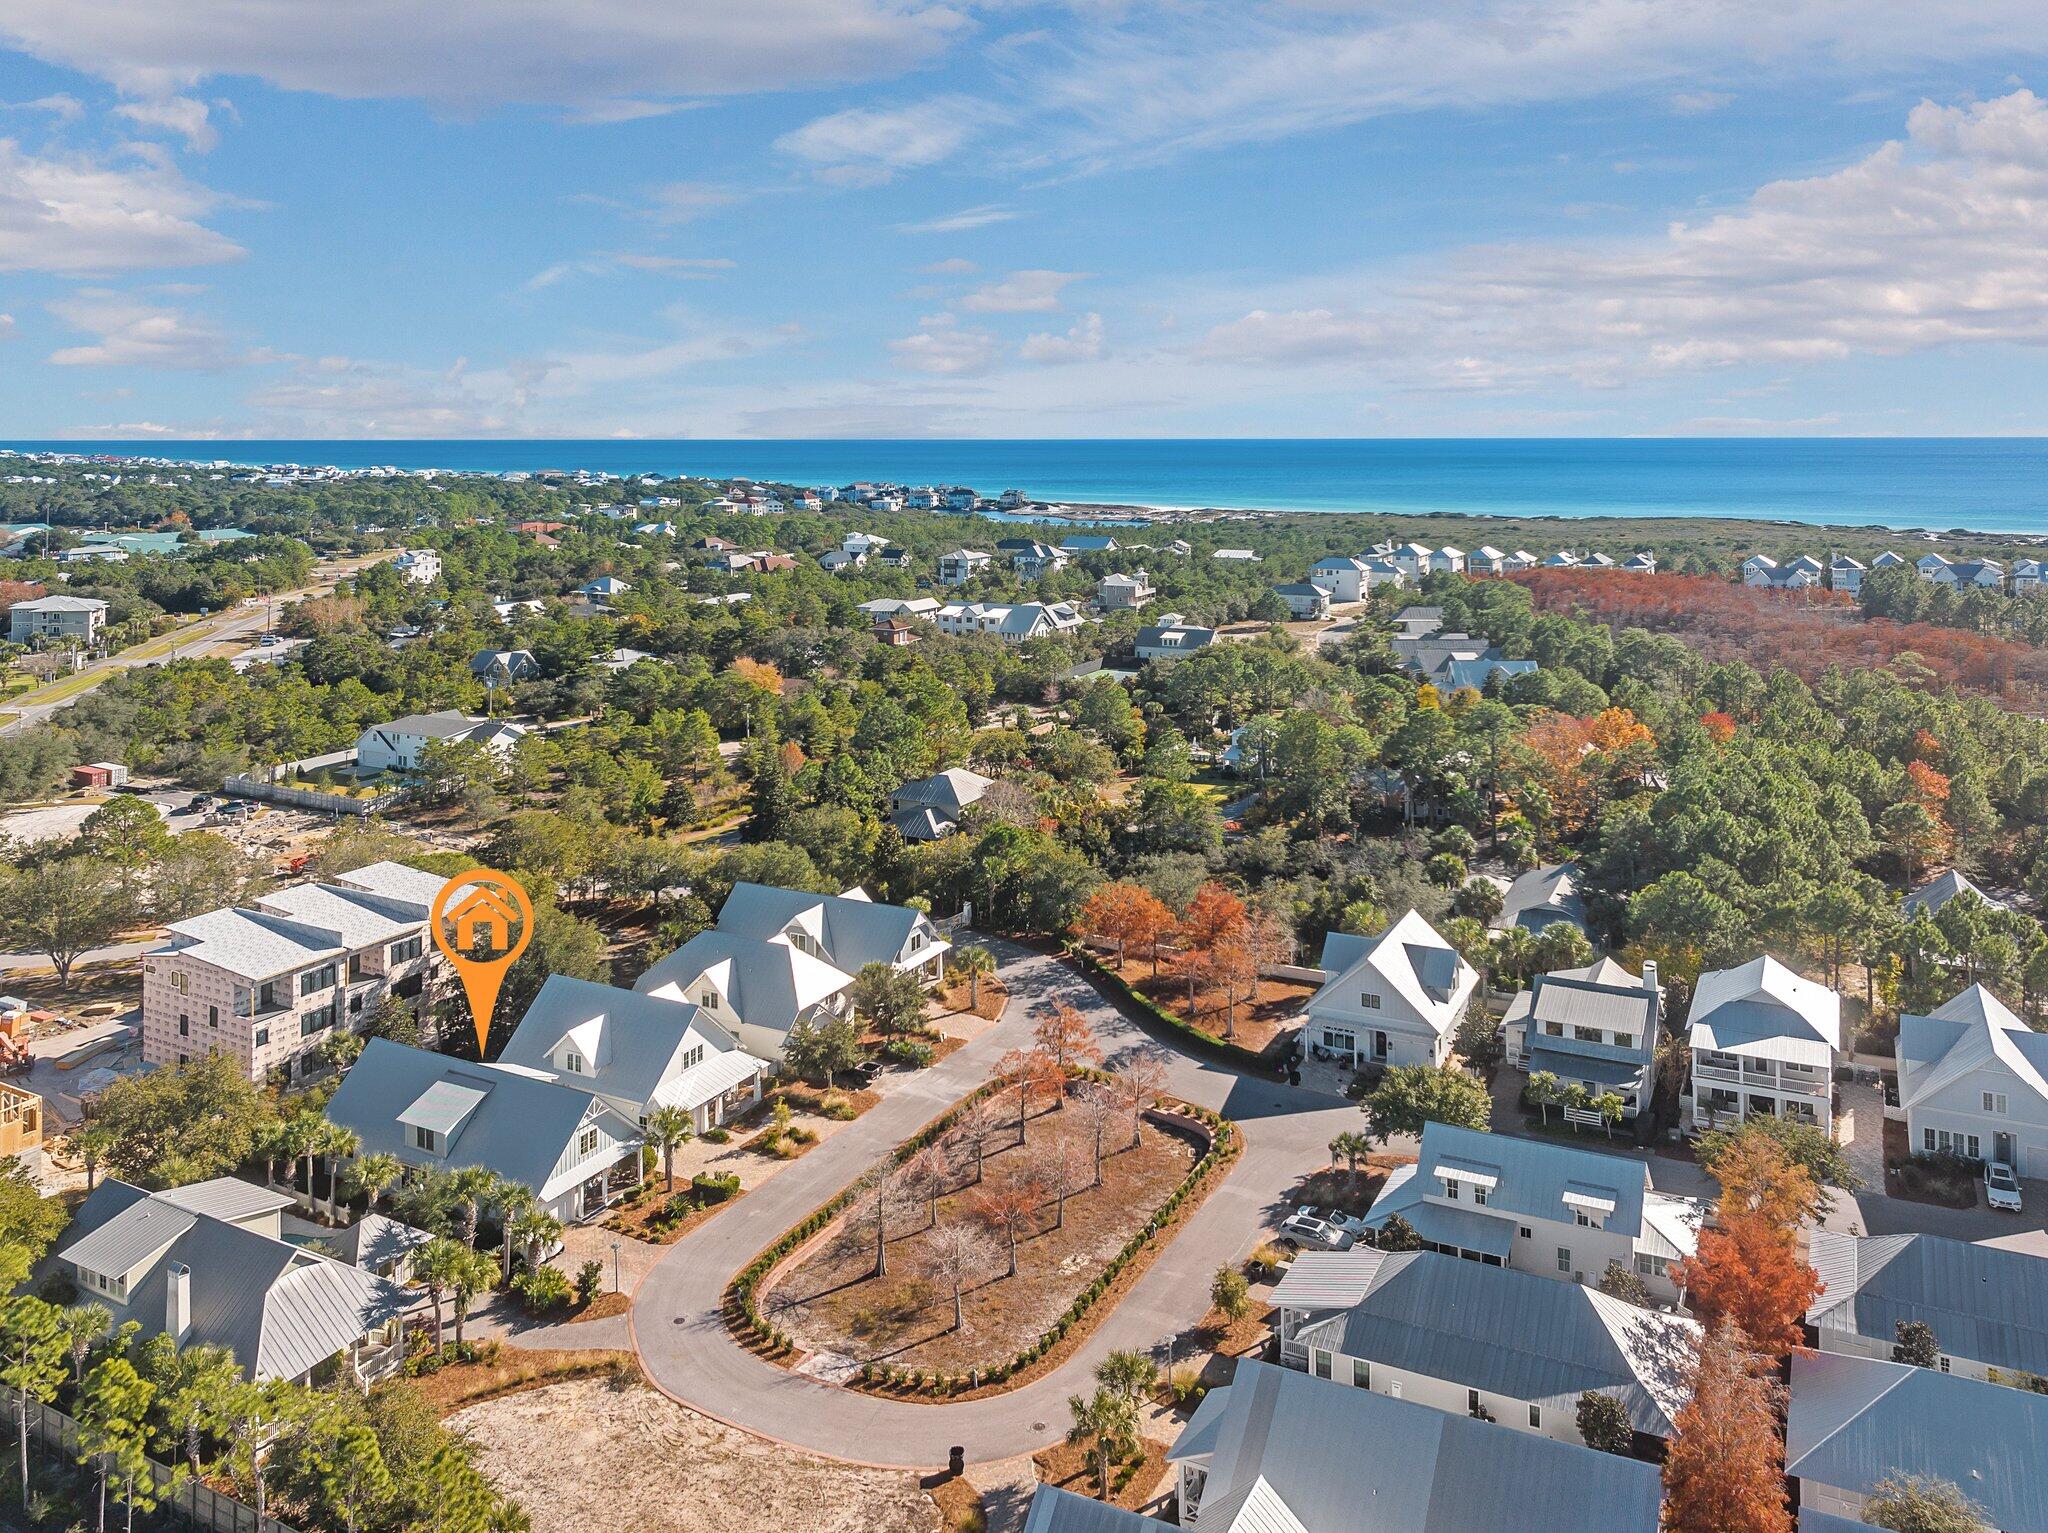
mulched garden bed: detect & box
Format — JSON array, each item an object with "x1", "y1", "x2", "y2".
[
  {"x1": 767, "y1": 1104, "x2": 1197, "y2": 1378},
  {"x1": 1032, "y1": 1437, "x2": 1170, "y2": 1513},
  {"x1": 406, "y1": 1344, "x2": 638, "y2": 1414},
  {"x1": 1130, "y1": 971, "x2": 1314, "y2": 1057}
]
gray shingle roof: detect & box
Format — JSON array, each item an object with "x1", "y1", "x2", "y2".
[
  {"x1": 1294, "y1": 1251, "x2": 1697, "y2": 1435},
  {"x1": 1496, "y1": 863, "x2": 1589, "y2": 934},
  {"x1": 1167, "y1": 1358, "x2": 1662, "y2": 1533},
  {"x1": 1902, "y1": 868, "x2": 2005, "y2": 916},
  {"x1": 1807, "y1": 1229, "x2": 2048, "y2": 1377},
  {"x1": 1787, "y1": 1352, "x2": 2048, "y2": 1530}
]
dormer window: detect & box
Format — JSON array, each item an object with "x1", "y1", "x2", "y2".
[
  {"x1": 410, "y1": 1126, "x2": 440, "y2": 1153},
  {"x1": 562, "y1": 1050, "x2": 585, "y2": 1074},
  {"x1": 1574, "y1": 1209, "x2": 1603, "y2": 1229}
]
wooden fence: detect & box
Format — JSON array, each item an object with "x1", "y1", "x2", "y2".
[{"x1": 0, "y1": 1387, "x2": 297, "y2": 1533}]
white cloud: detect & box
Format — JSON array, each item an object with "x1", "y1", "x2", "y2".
[
  {"x1": 896, "y1": 204, "x2": 1018, "y2": 234},
  {"x1": 1020, "y1": 311, "x2": 1104, "y2": 363},
  {"x1": 640, "y1": 180, "x2": 745, "y2": 224},
  {"x1": 1, "y1": 93, "x2": 82, "y2": 120},
  {"x1": 1017, "y1": 1, "x2": 2048, "y2": 167},
  {"x1": 1200, "y1": 90, "x2": 2048, "y2": 389},
  {"x1": 113, "y1": 95, "x2": 220, "y2": 152},
  {"x1": 0, "y1": 0, "x2": 963, "y2": 109},
  {"x1": 959, "y1": 268, "x2": 1086, "y2": 313},
  {"x1": 776, "y1": 98, "x2": 986, "y2": 184},
  {"x1": 0, "y1": 312, "x2": 13, "y2": 338},
  {"x1": 524, "y1": 252, "x2": 734, "y2": 289},
  {"x1": 45, "y1": 289, "x2": 266, "y2": 369},
  {"x1": 0, "y1": 139, "x2": 242, "y2": 273},
  {"x1": 1669, "y1": 90, "x2": 1733, "y2": 116},
  {"x1": 889, "y1": 312, "x2": 999, "y2": 375}
]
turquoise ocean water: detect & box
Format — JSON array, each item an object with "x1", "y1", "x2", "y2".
[{"x1": 5, "y1": 438, "x2": 2047, "y2": 535}]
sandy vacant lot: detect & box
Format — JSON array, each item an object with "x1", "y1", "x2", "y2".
[{"x1": 449, "y1": 1377, "x2": 940, "y2": 1533}]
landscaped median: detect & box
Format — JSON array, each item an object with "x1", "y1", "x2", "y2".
[
  {"x1": 724, "y1": 1066, "x2": 1240, "y2": 1401},
  {"x1": 1066, "y1": 944, "x2": 1290, "y2": 1072}
]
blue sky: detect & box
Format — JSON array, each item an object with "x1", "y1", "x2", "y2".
[{"x1": 1, "y1": 2, "x2": 2047, "y2": 438}]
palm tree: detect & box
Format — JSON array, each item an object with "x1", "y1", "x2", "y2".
[
  {"x1": 443, "y1": 1244, "x2": 499, "y2": 1347},
  {"x1": 1065, "y1": 1386, "x2": 1138, "y2": 1499},
  {"x1": 273, "y1": 1115, "x2": 318, "y2": 1200},
  {"x1": 1328, "y1": 1130, "x2": 1371, "y2": 1174},
  {"x1": 510, "y1": 1207, "x2": 563, "y2": 1272},
  {"x1": 57, "y1": 1303, "x2": 110, "y2": 1382},
  {"x1": 74, "y1": 1126, "x2": 114, "y2": 1192},
  {"x1": 951, "y1": 946, "x2": 997, "y2": 1011},
  {"x1": 410, "y1": 1239, "x2": 468, "y2": 1354},
  {"x1": 343, "y1": 1153, "x2": 403, "y2": 1213},
  {"x1": 492, "y1": 1182, "x2": 536, "y2": 1278},
  {"x1": 645, "y1": 1106, "x2": 695, "y2": 1193},
  {"x1": 316, "y1": 1123, "x2": 361, "y2": 1222},
  {"x1": 444, "y1": 1166, "x2": 502, "y2": 1248}
]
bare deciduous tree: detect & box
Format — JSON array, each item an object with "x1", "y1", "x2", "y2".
[
  {"x1": 919, "y1": 1221, "x2": 1000, "y2": 1332},
  {"x1": 902, "y1": 1141, "x2": 954, "y2": 1229},
  {"x1": 1113, "y1": 1048, "x2": 1171, "y2": 1150},
  {"x1": 970, "y1": 1173, "x2": 1040, "y2": 1277},
  {"x1": 843, "y1": 1164, "x2": 917, "y2": 1279},
  {"x1": 1027, "y1": 1136, "x2": 1088, "y2": 1231},
  {"x1": 1070, "y1": 1084, "x2": 1122, "y2": 1188}
]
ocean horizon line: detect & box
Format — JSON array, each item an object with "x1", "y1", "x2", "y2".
[{"x1": 7, "y1": 436, "x2": 2048, "y2": 536}]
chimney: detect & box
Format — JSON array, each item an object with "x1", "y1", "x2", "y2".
[
  {"x1": 166, "y1": 1262, "x2": 191, "y2": 1342},
  {"x1": 1641, "y1": 960, "x2": 1662, "y2": 1021}
]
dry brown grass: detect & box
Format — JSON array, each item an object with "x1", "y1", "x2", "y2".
[{"x1": 407, "y1": 1347, "x2": 636, "y2": 1414}]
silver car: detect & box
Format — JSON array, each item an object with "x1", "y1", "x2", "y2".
[{"x1": 1279, "y1": 1213, "x2": 1353, "y2": 1250}]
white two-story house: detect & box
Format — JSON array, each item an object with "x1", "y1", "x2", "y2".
[
  {"x1": 635, "y1": 883, "x2": 949, "y2": 1062},
  {"x1": 1304, "y1": 910, "x2": 1477, "y2": 1070},
  {"x1": 1686, "y1": 955, "x2": 1841, "y2": 1134},
  {"x1": 1896, "y1": 984, "x2": 2048, "y2": 1177},
  {"x1": 1360, "y1": 1122, "x2": 1702, "y2": 1303}
]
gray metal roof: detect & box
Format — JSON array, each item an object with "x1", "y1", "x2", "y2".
[
  {"x1": 53, "y1": 1180, "x2": 411, "y2": 1383},
  {"x1": 1293, "y1": 1252, "x2": 1697, "y2": 1435},
  {"x1": 890, "y1": 768, "x2": 992, "y2": 815},
  {"x1": 1019, "y1": 1487, "x2": 1157, "y2": 1533},
  {"x1": 1807, "y1": 1229, "x2": 2048, "y2": 1377},
  {"x1": 156, "y1": 1178, "x2": 294, "y2": 1224},
  {"x1": 1167, "y1": 1359, "x2": 1662, "y2": 1533},
  {"x1": 499, "y1": 974, "x2": 742, "y2": 1114},
  {"x1": 1372, "y1": 1123, "x2": 1652, "y2": 1240},
  {"x1": 1903, "y1": 868, "x2": 2004, "y2": 917},
  {"x1": 336, "y1": 1213, "x2": 434, "y2": 1270},
  {"x1": 714, "y1": 883, "x2": 932, "y2": 973},
  {"x1": 1269, "y1": 1249, "x2": 1389, "y2": 1311},
  {"x1": 1496, "y1": 863, "x2": 1589, "y2": 934},
  {"x1": 327, "y1": 1038, "x2": 641, "y2": 1199},
  {"x1": 633, "y1": 929, "x2": 843, "y2": 1039},
  {"x1": 1787, "y1": 1352, "x2": 2048, "y2": 1530}
]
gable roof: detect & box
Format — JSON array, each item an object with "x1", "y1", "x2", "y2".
[
  {"x1": 1686, "y1": 955, "x2": 1841, "y2": 1064},
  {"x1": 1168, "y1": 1359, "x2": 1661, "y2": 1533},
  {"x1": 1310, "y1": 909, "x2": 1476, "y2": 1036},
  {"x1": 53, "y1": 1180, "x2": 411, "y2": 1382},
  {"x1": 1897, "y1": 984, "x2": 2048, "y2": 1114},
  {"x1": 498, "y1": 974, "x2": 744, "y2": 1112},
  {"x1": 1369, "y1": 1122, "x2": 1654, "y2": 1241},
  {"x1": 891, "y1": 767, "x2": 993, "y2": 815},
  {"x1": 1019, "y1": 1487, "x2": 1157, "y2": 1533},
  {"x1": 1295, "y1": 1251, "x2": 1697, "y2": 1435},
  {"x1": 715, "y1": 882, "x2": 931, "y2": 973},
  {"x1": 1808, "y1": 1229, "x2": 2048, "y2": 1377},
  {"x1": 1902, "y1": 867, "x2": 2006, "y2": 917},
  {"x1": 1787, "y1": 1352, "x2": 2048, "y2": 1530},
  {"x1": 1495, "y1": 863, "x2": 1588, "y2": 934},
  {"x1": 633, "y1": 929, "x2": 850, "y2": 1039},
  {"x1": 326, "y1": 1038, "x2": 638, "y2": 1200}
]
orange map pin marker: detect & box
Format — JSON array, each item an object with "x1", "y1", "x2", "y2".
[{"x1": 429, "y1": 869, "x2": 534, "y2": 1055}]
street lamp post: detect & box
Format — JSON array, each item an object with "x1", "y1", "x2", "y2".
[{"x1": 611, "y1": 1239, "x2": 622, "y2": 1294}]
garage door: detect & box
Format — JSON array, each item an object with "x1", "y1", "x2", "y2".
[{"x1": 2028, "y1": 1145, "x2": 2048, "y2": 1182}]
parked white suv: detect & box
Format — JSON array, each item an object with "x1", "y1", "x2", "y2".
[
  {"x1": 1986, "y1": 1161, "x2": 2023, "y2": 1213},
  {"x1": 1278, "y1": 1213, "x2": 1354, "y2": 1251}
]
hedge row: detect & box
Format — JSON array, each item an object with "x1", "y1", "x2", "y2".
[
  {"x1": 724, "y1": 1071, "x2": 1241, "y2": 1398},
  {"x1": 1067, "y1": 946, "x2": 1284, "y2": 1072}
]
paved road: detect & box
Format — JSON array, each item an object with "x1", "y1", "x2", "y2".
[
  {"x1": 628, "y1": 940, "x2": 1358, "y2": 1469},
  {"x1": 0, "y1": 554, "x2": 389, "y2": 736}
]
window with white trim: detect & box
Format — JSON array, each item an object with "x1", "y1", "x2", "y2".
[
  {"x1": 410, "y1": 1126, "x2": 440, "y2": 1153},
  {"x1": 578, "y1": 1126, "x2": 600, "y2": 1157},
  {"x1": 1359, "y1": 992, "x2": 1382, "y2": 1010},
  {"x1": 1983, "y1": 1091, "x2": 2008, "y2": 1115},
  {"x1": 1351, "y1": 1359, "x2": 1369, "y2": 1389},
  {"x1": 1557, "y1": 1247, "x2": 1572, "y2": 1273}
]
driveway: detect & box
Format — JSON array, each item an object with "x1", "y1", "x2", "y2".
[{"x1": 628, "y1": 938, "x2": 1358, "y2": 1469}]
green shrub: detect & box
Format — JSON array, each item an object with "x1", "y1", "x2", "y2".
[
  {"x1": 574, "y1": 1259, "x2": 604, "y2": 1306},
  {"x1": 511, "y1": 1264, "x2": 573, "y2": 1312},
  {"x1": 883, "y1": 1037, "x2": 934, "y2": 1067},
  {"x1": 702, "y1": 1127, "x2": 731, "y2": 1144}
]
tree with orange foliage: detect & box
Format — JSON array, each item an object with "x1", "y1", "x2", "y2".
[
  {"x1": 729, "y1": 655, "x2": 783, "y2": 695},
  {"x1": 1674, "y1": 1209, "x2": 1823, "y2": 1358},
  {"x1": 1698, "y1": 1123, "x2": 1824, "y2": 1225},
  {"x1": 970, "y1": 1174, "x2": 1040, "y2": 1277},
  {"x1": 1699, "y1": 711, "x2": 1738, "y2": 743},
  {"x1": 997, "y1": 1047, "x2": 1064, "y2": 1141},
  {"x1": 1033, "y1": 1002, "x2": 1103, "y2": 1076},
  {"x1": 1207, "y1": 908, "x2": 1290, "y2": 1037},
  {"x1": 1662, "y1": 1322, "x2": 1792, "y2": 1533},
  {"x1": 1073, "y1": 883, "x2": 1177, "y2": 973},
  {"x1": 1176, "y1": 882, "x2": 1250, "y2": 1007}
]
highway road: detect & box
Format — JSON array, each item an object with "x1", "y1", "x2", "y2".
[{"x1": 0, "y1": 552, "x2": 390, "y2": 736}]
